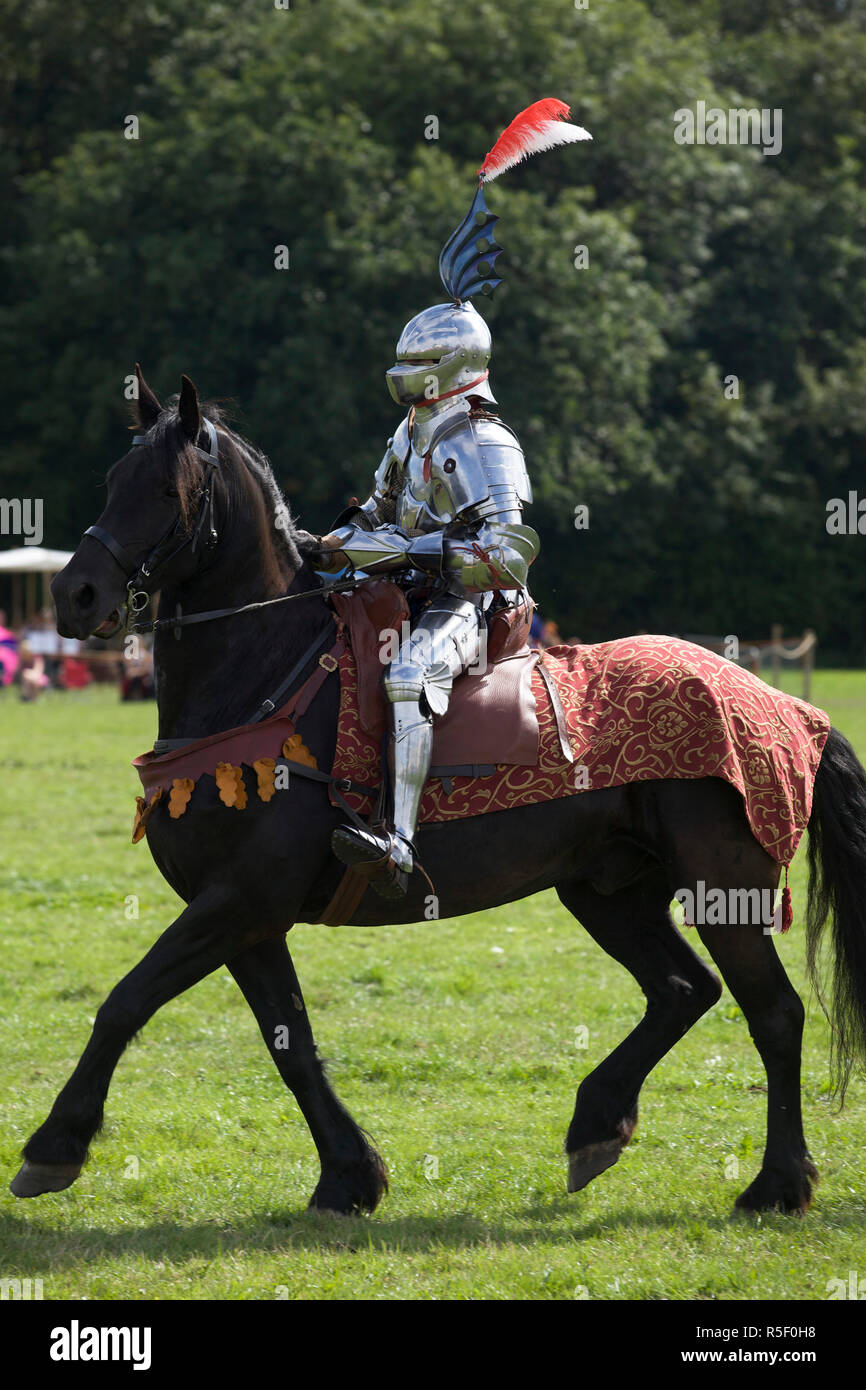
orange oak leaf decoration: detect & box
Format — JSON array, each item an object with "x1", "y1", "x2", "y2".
[
  {"x1": 282, "y1": 733, "x2": 317, "y2": 769},
  {"x1": 168, "y1": 777, "x2": 195, "y2": 819},
  {"x1": 253, "y1": 757, "x2": 277, "y2": 802},
  {"x1": 215, "y1": 761, "x2": 248, "y2": 809},
  {"x1": 132, "y1": 786, "x2": 163, "y2": 843}
]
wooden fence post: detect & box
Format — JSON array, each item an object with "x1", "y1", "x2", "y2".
[
  {"x1": 770, "y1": 624, "x2": 782, "y2": 688},
  {"x1": 803, "y1": 630, "x2": 815, "y2": 702}
]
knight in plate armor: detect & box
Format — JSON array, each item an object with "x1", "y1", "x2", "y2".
[{"x1": 300, "y1": 100, "x2": 591, "y2": 897}]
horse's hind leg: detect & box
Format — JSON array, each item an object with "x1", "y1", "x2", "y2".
[
  {"x1": 227, "y1": 935, "x2": 387, "y2": 1215},
  {"x1": 11, "y1": 890, "x2": 250, "y2": 1197},
  {"x1": 696, "y1": 921, "x2": 817, "y2": 1213},
  {"x1": 557, "y1": 870, "x2": 722, "y2": 1193},
  {"x1": 659, "y1": 778, "x2": 817, "y2": 1212}
]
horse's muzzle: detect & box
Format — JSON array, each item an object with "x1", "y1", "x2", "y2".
[{"x1": 51, "y1": 539, "x2": 127, "y2": 639}]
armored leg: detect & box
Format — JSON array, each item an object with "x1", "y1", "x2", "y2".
[
  {"x1": 386, "y1": 701, "x2": 433, "y2": 867},
  {"x1": 331, "y1": 594, "x2": 482, "y2": 896},
  {"x1": 385, "y1": 597, "x2": 481, "y2": 863}
]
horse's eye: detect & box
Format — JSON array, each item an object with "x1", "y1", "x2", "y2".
[{"x1": 164, "y1": 486, "x2": 179, "y2": 499}]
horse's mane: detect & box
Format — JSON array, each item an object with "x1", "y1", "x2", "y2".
[{"x1": 133, "y1": 397, "x2": 303, "y2": 585}]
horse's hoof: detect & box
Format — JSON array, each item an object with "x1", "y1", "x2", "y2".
[
  {"x1": 734, "y1": 1173, "x2": 815, "y2": 1215},
  {"x1": 567, "y1": 1139, "x2": 624, "y2": 1193},
  {"x1": 9, "y1": 1160, "x2": 82, "y2": 1198},
  {"x1": 733, "y1": 1158, "x2": 818, "y2": 1215},
  {"x1": 306, "y1": 1201, "x2": 350, "y2": 1218}
]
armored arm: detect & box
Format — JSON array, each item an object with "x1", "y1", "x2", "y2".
[
  {"x1": 412, "y1": 520, "x2": 539, "y2": 591},
  {"x1": 328, "y1": 505, "x2": 539, "y2": 593},
  {"x1": 325, "y1": 517, "x2": 538, "y2": 591},
  {"x1": 329, "y1": 497, "x2": 382, "y2": 533}
]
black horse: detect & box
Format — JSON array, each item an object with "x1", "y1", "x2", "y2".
[{"x1": 12, "y1": 371, "x2": 866, "y2": 1216}]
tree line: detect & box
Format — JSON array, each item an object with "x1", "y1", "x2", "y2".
[{"x1": 1, "y1": 0, "x2": 864, "y2": 660}]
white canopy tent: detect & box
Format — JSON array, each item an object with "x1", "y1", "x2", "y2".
[{"x1": 0, "y1": 546, "x2": 74, "y2": 627}]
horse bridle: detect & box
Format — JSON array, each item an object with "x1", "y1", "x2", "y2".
[
  {"x1": 84, "y1": 419, "x2": 222, "y2": 634},
  {"x1": 84, "y1": 419, "x2": 364, "y2": 643}
]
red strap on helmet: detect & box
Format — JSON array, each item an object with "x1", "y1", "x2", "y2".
[{"x1": 414, "y1": 371, "x2": 489, "y2": 408}]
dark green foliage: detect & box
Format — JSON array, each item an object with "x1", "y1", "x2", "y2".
[{"x1": 1, "y1": 1, "x2": 865, "y2": 658}]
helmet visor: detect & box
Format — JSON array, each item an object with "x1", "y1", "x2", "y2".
[{"x1": 385, "y1": 359, "x2": 443, "y2": 407}]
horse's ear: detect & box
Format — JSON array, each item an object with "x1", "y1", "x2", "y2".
[
  {"x1": 133, "y1": 363, "x2": 161, "y2": 429},
  {"x1": 178, "y1": 374, "x2": 202, "y2": 441}
]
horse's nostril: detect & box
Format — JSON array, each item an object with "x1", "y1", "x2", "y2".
[{"x1": 74, "y1": 583, "x2": 95, "y2": 610}]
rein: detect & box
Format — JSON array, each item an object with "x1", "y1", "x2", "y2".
[{"x1": 130, "y1": 575, "x2": 362, "y2": 637}]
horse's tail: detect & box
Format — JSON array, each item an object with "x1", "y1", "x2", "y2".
[{"x1": 806, "y1": 724, "x2": 866, "y2": 1098}]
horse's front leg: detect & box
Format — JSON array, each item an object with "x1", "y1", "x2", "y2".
[
  {"x1": 11, "y1": 889, "x2": 251, "y2": 1197},
  {"x1": 227, "y1": 935, "x2": 387, "y2": 1214}
]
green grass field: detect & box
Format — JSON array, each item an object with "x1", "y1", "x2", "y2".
[{"x1": 1, "y1": 670, "x2": 865, "y2": 1301}]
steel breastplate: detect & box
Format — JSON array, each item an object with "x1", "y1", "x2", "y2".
[
  {"x1": 397, "y1": 441, "x2": 455, "y2": 534},
  {"x1": 395, "y1": 416, "x2": 526, "y2": 532}
]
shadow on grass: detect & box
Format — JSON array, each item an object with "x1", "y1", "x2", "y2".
[{"x1": 2, "y1": 1192, "x2": 865, "y2": 1275}]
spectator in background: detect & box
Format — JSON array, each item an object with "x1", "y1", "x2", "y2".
[
  {"x1": 121, "y1": 643, "x2": 155, "y2": 701},
  {"x1": 21, "y1": 610, "x2": 61, "y2": 684},
  {"x1": 529, "y1": 612, "x2": 546, "y2": 649},
  {"x1": 18, "y1": 643, "x2": 50, "y2": 701},
  {"x1": 20, "y1": 608, "x2": 83, "y2": 687},
  {"x1": 22, "y1": 610, "x2": 56, "y2": 652},
  {"x1": 61, "y1": 656, "x2": 92, "y2": 690},
  {"x1": 529, "y1": 614, "x2": 564, "y2": 650},
  {"x1": 0, "y1": 609, "x2": 19, "y2": 687}
]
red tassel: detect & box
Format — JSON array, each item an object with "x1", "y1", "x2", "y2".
[{"x1": 781, "y1": 865, "x2": 793, "y2": 933}]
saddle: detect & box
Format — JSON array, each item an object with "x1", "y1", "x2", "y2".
[{"x1": 329, "y1": 580, "x2": 540, "y2": 768}]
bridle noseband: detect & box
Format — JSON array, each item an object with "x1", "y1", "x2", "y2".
[{"x1": 84, "y1": 419, "x2": 222, "y2": 633}]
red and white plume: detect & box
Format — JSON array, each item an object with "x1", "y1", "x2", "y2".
[{"x1": 478, "y1": 98, "x2": 591, "y2": 183}]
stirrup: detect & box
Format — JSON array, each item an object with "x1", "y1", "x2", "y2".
[{"x1": 330, "y1": 824, "x2": 414, "y2": 900}]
